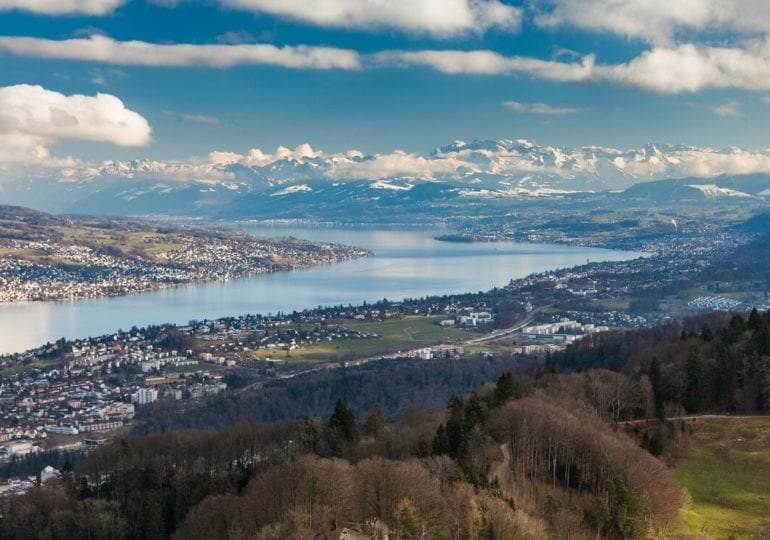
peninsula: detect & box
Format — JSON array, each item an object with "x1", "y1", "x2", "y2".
[{"x1": 0, "y1": 206, "x2": 370, "y2": 303}]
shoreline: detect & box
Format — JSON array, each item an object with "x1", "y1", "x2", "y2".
[{"x1": 0, "y1": 250, "x2": 371, "y2": 304}]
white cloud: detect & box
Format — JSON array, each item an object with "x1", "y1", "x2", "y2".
[
  {"x1": 207, "y1": 151, "x2": 243, "y2": 165},
  {"x1": 5, "y1": 35, "x2": 770, "y2": 94},
  {"x1": 599, "y1": 42, "x2": 770, "y2": 93},
  {"x1": 710, "y1": 100, "x2": 741, "y2": 117},
  {"x1": 181, "y1": 113, "x2": 219, "y2": 124},
  {"x1": 378, "y1": 49, "x2": 596, "y2": 80},
  {"x1": 89, "y1": 67, "x2": 127, "y2": 86},
  {"x1": 0, "y1": 0, "x2": 125, "y2": 15},
  {"x1": 384, "y1": 43, "x2": 770, "y2": 93},
  {"x1": 220, "y1": 0, "x2": 521, "y2": 36},
  {"x1": 0, "y1": 84, "x2": 151, "y2": 164},
  {"x1": 243, "y1": 143, "x2": 322, "y2": 166},
  {"x1": 503, "y1": 100, "x2": 580, "y2": 115},
  {"x1": 324, "y1": 150, "x2": 471, "y2": 180},
  {"x1": 534, "y1": 0, "x2": 770, "y2": 45},
  {"x1": 666, "y1": 147, "x2": 770, "y2": 177},
  {"x1": 12, "y1": 138, "x2": 770, "y2": 187},
  {"x1": 0, "y1": 34, "x2": 362, "y2": 70}
]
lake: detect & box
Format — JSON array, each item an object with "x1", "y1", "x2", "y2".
[{"x1": 0, "y1": 227, "x2": 642, "y2": 354}]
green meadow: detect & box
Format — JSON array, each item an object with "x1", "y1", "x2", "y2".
[
  {"x1": 264, "y1": 316, "x2": 467, "y2": 363},
  {"x1": 675, "y1": 417, "x2": 770, "y2": 539}
]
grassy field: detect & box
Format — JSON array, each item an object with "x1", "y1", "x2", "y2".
[
  {"x1": 675, "y1": 417, "x2": 770, "y2": 539},
  {"x1": 0, "y1": 358, "x2": 63, "y2": 376},
  {"x1": 265, "y1": 316, "x2": 467, "y2": 363},
  {"x1": 0, "y1": 217, "x2": 187, "y2": 263}
]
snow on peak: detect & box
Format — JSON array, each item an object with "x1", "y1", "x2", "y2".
[{"x1": 687, "y1": 184, "x2": 751, "y2": 198}]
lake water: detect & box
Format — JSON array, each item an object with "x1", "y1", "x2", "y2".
[{"x1": 0, "y1": 227, "x2": 642, "y2": 354}]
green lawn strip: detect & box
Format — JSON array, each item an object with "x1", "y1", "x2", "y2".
[
  {"x1": 675, "y1": 418, "x2": 770, "y2": 539},
  {"x1": 266, "y1": 316, "x2": 467, "y2": 363},
  {"x1": 0, "y1": 358, "x2": 64, "y2": 376}
]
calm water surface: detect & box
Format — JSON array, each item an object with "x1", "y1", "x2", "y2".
[{"x1": 0, "y1": 228, "x2": 642, "y2": 354}]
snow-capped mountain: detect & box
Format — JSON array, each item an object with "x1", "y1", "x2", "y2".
[{"x1": 2, "y1": 139, "x2": 770, "y2": 217}]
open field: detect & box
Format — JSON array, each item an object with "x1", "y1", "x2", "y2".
[
  {"x1": 267, "y1": 316, "x2": 468, "y2": 363},
  {"x1": 0, "y1": 358, "x2": 63, "y2": 377},
  {"x1": 675, "y1": 417, "x2": 770, "y2": 539}
]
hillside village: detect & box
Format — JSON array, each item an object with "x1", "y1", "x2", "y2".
[
  {"x1": 3, "y1": 221, "x2": 770, "y2": 498},
  {"x1": 0, "y1": 206, "x2": 370, "y2": 302}
]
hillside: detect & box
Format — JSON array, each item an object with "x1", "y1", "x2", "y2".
[
  {"x1": 0, "y1": 205, "x2": 369, "y2": 302},
  {"x1": 676, "y1": 417, "x2": 770, "y2": 538},
  {"x1": 4, "y1": 309, "x2": 769, "y2": 538}
]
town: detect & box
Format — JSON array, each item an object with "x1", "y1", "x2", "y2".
[
  {"x1": 3, "y1": 219, "x2": 769, "y2": 490},
  {"x1": 0, "y1": 206, "x2": 370, "y2": 302}
]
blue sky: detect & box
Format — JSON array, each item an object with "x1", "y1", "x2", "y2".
[{"x1": 2, "y1": 0, "x2": 770, "y2": 167}]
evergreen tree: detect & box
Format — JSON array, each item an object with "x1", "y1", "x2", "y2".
[
  {"x1": 431, "y1": 424, "x2": 450, "y2": 455},
  {"x1": 493, "y1": 371, "x2": 516, "y2": 406},
  {"x1": 684, "y1": 350, "x2": 706, "y2": 413},
  {"x1": 463, "y1": 392, "x2": 486, "y2": 431},
  {"x1": 725, "y1": 314, "x2": 746, "y2": 345},
  {"x1": 445, "y1": 395, "x2": 465, "y2": 457},
  {"x1": 751, "y1": 322, "x2": 770, "y2": 356},
  {"x1": 712, "y1": 342, "x2": 735, "y2": 410},
  {"x1": 700, "y1": 324, "x2": 713, "y2": 342},
  {"x1": 327, "y1": 399, "x2": 358, "y2": 454},
  {"x1": 364, "y1": 403, "x2": 386, "y2": 439},
  {"x1": 749, "y1": 307, "x2": 762, "y2": 331},
  {"x1": 648, "y1": 357, "x2": 665, "y2": 419}
]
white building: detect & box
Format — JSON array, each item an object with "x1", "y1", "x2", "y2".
[
  {"x1": 0, "y1": 441, "x2": 36, "y2": 456},
  {"x1": 45, "y1": 425, "x2": 79, "y2": 436},
  {"x1": 131, "y1": 388, "x2": 158, "y2": 405},
  {"x1": 459, "y1": 312, "x2": 493, "y2": 326},
  {"x1": 40, "y1": 466, "x2": 61, "y2": 485}
]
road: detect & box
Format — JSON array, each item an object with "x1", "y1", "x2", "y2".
[
  {"x1": 464, "y1": 304, "x2": 551, "y2": 345},
  {"x1": 618, "y1": 414, "x2": 770, "y2": 426},
  {"x1": 238, "y1": 305, "x2": 551, "y2": 392}
]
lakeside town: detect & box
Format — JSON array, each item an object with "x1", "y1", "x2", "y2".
[
  {"x1": 0, "y1": 206, "x2": 370, "y2": 302},
  {"x1": 3, "y1": 219, "x2": 769, "y2": 492}
]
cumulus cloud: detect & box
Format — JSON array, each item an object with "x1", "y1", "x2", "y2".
[
  {"x1": 383, "y1": 43, "x2": 770, "y2": 93},
  {"x1": 503, "y1": 100, "x2": 580, "y2": 115},
  {"x1": 599, "y1": 42, "x2": 770, "y2": 93},
  {"x1": 220, "y1": 0, "x2": 520, "y2": 37},
  {"x1": 534, "y1": 0, "x2": 770, "y2": 45},
  {"x1": 207, "y1": 151, "x2": 243, "y2": 165},
  {"x1": 0, "y1": 0, "x2": 125, "y2": 15},
  {"x1": 12, "y1": 138, "x2": 770, "y2": 186},
  {"x1": 243, "y1": 143, "x2": 322, "y2": 166},
  {"x1": 0, "y1": 34, "x2": 361, "y2": 70},
  {"x1": 524, "y1": 2, "x2": 770, "y2": 94},
  {"x1": 0, "y1": 84, "x2": 151, "y2": 163},
  {"x1": 664, "y1": 146, "x2": 770, "y2": 177}
]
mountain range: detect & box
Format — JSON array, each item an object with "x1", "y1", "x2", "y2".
[{"x1": 3, "y1": 139, "x2": 770, "y2": 220}]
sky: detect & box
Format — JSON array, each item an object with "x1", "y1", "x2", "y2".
[{"x1": 3, "y1": 0, "x2": 770, "y2": 173}]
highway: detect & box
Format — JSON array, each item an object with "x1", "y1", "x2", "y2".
[{"x1": 463, "y1": 304, "x2": 550, "y2": 345}]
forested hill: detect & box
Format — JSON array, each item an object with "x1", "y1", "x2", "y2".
[
  {"x1": 134, "y1": 354, "x2": 528, "y2": 433},
  {"x1": 548, "y1": 308, "x2": 770, "y2": 417},
  {"x1": 2, "y1": 310, "x2": 768, "y2": 539}
]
